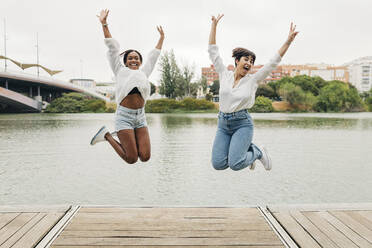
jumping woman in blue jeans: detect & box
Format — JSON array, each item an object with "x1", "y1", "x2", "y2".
[{"x1": 209, "y1": 14, "x2": 298, "y2": 171}]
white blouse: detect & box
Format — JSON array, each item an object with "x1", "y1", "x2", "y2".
[
  {"x1": 105, "y1": 38, "x2": 160, "y2": 105},
  {"x1": 208, "y1": 44, "x2": 281, "y2": 113}
]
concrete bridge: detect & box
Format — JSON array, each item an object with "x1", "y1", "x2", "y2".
[{"x1": 0, "y1": 68, "x2": 110, "y2": 113}]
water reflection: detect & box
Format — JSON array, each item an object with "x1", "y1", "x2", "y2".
[
  {"x1": 1, "y1": 112, "x2": 372, "y2": 205},
  {"x1": 254, "y1": 118, "x2": 368, "y2": 130}
]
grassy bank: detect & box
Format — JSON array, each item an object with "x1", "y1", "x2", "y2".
[{"x1": 145, "y1": 98, "x2": 216, "y2": 113}]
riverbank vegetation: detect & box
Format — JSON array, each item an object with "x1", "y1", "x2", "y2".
[
  {"x1": 145, "y1": 98, "x2": 216, "y2": 113},
  {"x1": 254, "y1": 75, "x2": 369, "y2": 113},
  {"x1": 44, "y1": 93, "x2": 115, "y2": 113}
]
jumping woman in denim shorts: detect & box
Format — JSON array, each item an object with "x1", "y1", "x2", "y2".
[
  {"x1": 209, "y1": 14, "x2": 298, "y2": 171},
  {"x1": 90, "y1": 9, "x2": 164, "y2": 164}
]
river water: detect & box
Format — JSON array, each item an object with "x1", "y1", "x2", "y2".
[{"x1": 0, "y1": 113, "x2": 371, "y2": 206}]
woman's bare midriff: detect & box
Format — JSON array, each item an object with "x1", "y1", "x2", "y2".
[{"x1": 120, "y1": 93, "x2": 144, "y2": 109}]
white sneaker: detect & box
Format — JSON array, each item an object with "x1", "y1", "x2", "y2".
[
  {"x1": 259, "y1": 146, "x2": 272, "y2": 170},
  {"x1": 90, "y1": 126, "x2": 109, "y2": 145}
]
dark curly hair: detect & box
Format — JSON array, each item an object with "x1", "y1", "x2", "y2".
[
  {"x1": 120, "y1": 49, "x2": 143, "y2": 66},
  {"x1": 232, "y1": 47, "x2": 256, "y2": 66}
]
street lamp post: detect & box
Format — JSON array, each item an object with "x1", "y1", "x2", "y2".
[
  {"x1": 4, "y1": 19, "x2": 7, "y2": 71},
  {"x1": 36, "y1": 32, "x2": 40, "y2": 77}
]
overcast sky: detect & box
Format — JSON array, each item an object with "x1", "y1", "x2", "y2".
[{"x1": 2, "y1": 0, "x2": 372, "y2": 84}]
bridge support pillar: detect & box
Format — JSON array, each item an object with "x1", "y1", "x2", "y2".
[
  {"x1": 29, "y1": 86, "x2": 32, "y2": 97},
  {"x1": 5, "y1": 80, "x2": 8, "y2": 89}
]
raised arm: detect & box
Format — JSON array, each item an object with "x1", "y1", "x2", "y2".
[
  {"x1": 208, "y1": 14, "x2": 226, "y2": 74},
  {"x1": 209, "y1": 14, "x2": 224, "y2": 45},
  {"x1": 278, "y1": 22, "x2": 299, "y2": 57},
  {"x1": 97, "y1": 9, "x2": 122, "y2": 75},
  {"x1": 97, "y1": 9, "x2": 112, "y2": 38},
  {"x1": 141, "y1": 26, "x2": 164, "y2": 77},
  {"x1": 252, "y1": 22, "x2": 299, "y2": 83}
]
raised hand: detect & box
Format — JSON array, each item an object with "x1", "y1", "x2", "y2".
[
  {"x1": 157, "y1": 26, "x2": 164, "y2": 38},
  {"x1": 278, "y1": 22, "x2": 299, "y2": 57},
  {"x1": 155, "y1": 26, "x2": 165, "y2": 50},
  {"x1": 97, "y1": 9, "x2": 109, "y2": 24},
  {"x1": 211, "y1": 14, "x2": 224, "y2": 26},
  {"x1": 287, "y1": 22, "x2": 299, "y2": 43}
]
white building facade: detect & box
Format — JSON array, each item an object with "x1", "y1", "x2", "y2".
[{"x1": 345, "y1": 56, "x2": 372, "y2": 92}]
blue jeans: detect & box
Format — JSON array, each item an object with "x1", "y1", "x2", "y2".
[{"x1": 211, "y1": 109, "x2": 262, "y2": 171}]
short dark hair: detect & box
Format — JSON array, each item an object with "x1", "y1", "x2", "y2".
[
  {"x1": 232, "y1": 47, "x2": 256, "y2": 66},
  {"x1": 121, "y1": 49, "x2": 143, "y2": 65}
]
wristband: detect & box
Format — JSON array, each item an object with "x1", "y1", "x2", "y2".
[{"x1": 102, "y1": 23, "x2": 108, "y2": 27}]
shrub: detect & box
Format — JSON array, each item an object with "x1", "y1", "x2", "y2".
[
  {"x1": 145, "y1": 98, "x2": 215, "y2": 113},
  {"x1": 105, "y1": 102, "x2": 117, "y2": 113},
  {"x1": 366, "y1": 96, "x2": 372, "y2": 111},
  {"x1": 45, "y1": 93, "x2": 110, "y2": 113},
  {"x1": 249, "y1": 96, "x2": 274, "y2": 113}
]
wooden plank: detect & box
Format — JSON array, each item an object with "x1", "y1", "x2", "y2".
[
  {"x1": 352, "y1": 211, "x2": 372, "y2": 230},
  {"x1": 0, "y1": 205, "x2": 69, "y2": 213},
  {"x1": 51, "y1": 207, "x2": 284, "y2": 247},
  {"x1": 304, "y1": 211, "x2": 358, "y2": 248},
  {"x1": 11, "y1": 212, "x2": 64, "y2": 248},
  {"x1": 52, "y1": 234, "x2": 283, "y2": 246},
  {"x1": 0, "y1": 213, "x2": 36, "y2": 245},
  {"x1": 51, "y1": 246, "x2": 285, "y2": 248},
  {"x1": 268, "y1": 203, "x2": 372, "y2": 213},
  {"x1": 331, "y1": 211, "x2": 372, "y2": 243},
  {"x1": 319, "y1": 211, "x2": 371, "y2": 247},
  {"x1": 0, "y1": 213, "x2": 46, "y2": 248},
  {"x1": 35, "y1": 206, "x2": 79, "y2": 248},
  {"x1": 290, "y1": 211, "x2": 338, "y2": 248},
  {"x1": 273, "y1": 212, "x2": 320, "y2": 248},
  {"x1": 0, "y1": 213, "x2": 19, "y2": 230},
  {"x1": 79, "y1": 207, "x2": 260, "y2": 215},
  {"x1": 70, "y1": 216, "x2": 266, "y2": 225},
  {"x1": 359, "y1": 211, "x2": 372, "y2": 222},
  {"x1": 72, "y1": 211, "x2": 265, "y2": 218},
  {"x1": 58, "y1": 230, "x2": 277, "y2": 238},
  {"x1": 64, "y1": 221, "x2": 271, "y2": 231},
  {"x1": 259, "y1": 206, "x2": 298, "y2": 248}
]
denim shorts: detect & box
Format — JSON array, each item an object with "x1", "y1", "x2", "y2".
[{"x1": 115, "y1": 105, "x2": 147, "y2": 131}]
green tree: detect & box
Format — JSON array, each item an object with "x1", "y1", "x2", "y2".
[
  {"x1": 180, "y1": 65, "x2": 195, "y2": 97},
  {"x1": 199, "y1": 76, "x2": 208, "y2": 92},
  {"x1": 315, "y1": 81, "x2": 365, "y2": 112},
  {"x1": 190, "y1": 82, "x2": 200, "y2": 98},
  {"x1": 150, "y1": 82, "x2": 156, "y2": 95},
  {"x1": 279, "y1": 83, "x2": 317, "y2": 111},
  {"x1": 255, "y1": 83, "x2": 275, "y2": 99},
  {"x1": 366, "y1": 96, "x2": 372, "y2": 111},
  {"x1": 269, "y1": 75, "x2": 328, "y2": 98},
  {"x1": 364, "y1": 88, "x2": 372, "y2": 111},
  {"x1": 209, "y1": 80, "x2": 220, "y2": 95},
  {"x1": 159, "y1": 50, "x2": 181, "y2": 98}
]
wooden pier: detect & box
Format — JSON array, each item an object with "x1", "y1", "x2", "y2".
[{"x1": 0, "y1": 204, "x2": 371, "y2": 247}]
